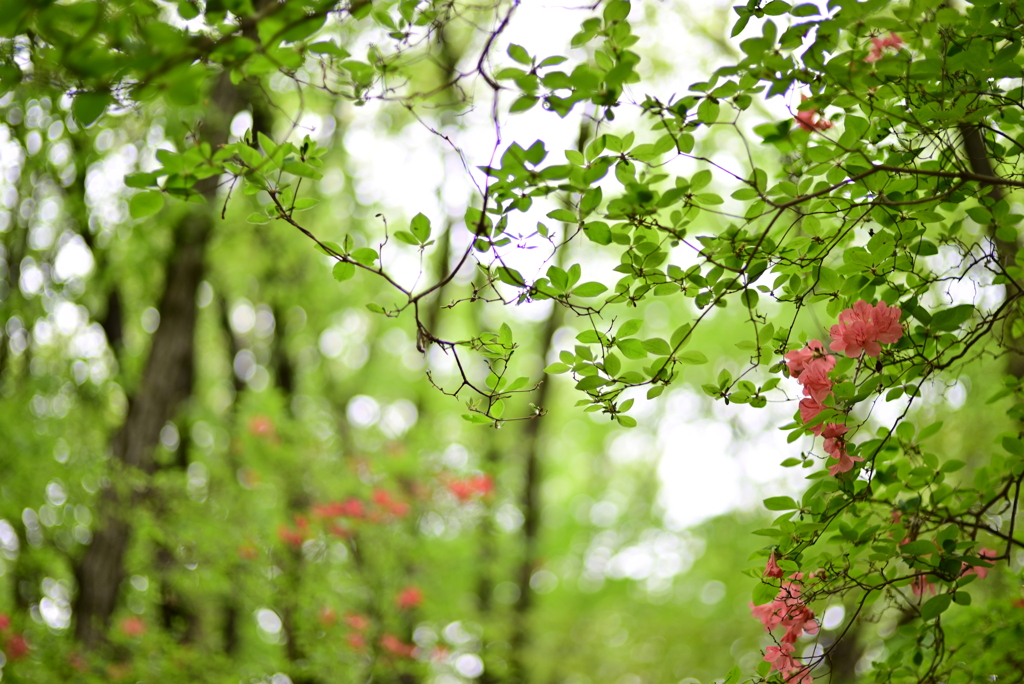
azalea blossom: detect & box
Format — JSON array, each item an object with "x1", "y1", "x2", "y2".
[
  {"x1": 765, "y1": 642, "x2": 798, "y2": 672},
  {"x1": 799, "y1": 397, "x2": 826, "y2": 435},
  {"x1": 795, "y1": 95, "x2": 833, "y2": 132},
  {"x1": 911, "y1": 575, "x2": 937, "y2": 597},
  {"x1": 961, "y1": 547, "x2": 998, "y2": 580},
  {"x1": 784, "y1": 340, "x2": 835, "y2": 378},
  {"x1": 822, "y1": 423, "x2": 864, "y2": 475},
  {"x1": 830, "y1": 300, "x2": 903, "y2": 357},
  {"x1": 866, "y1": 31, "x2": 904, "y2": 63},
  {"x1": 798, "y1": 363, "x2": 833, "y2": 403},
  {"x1": 764, "y1": 551, "x2": 784, "y2": 579}
]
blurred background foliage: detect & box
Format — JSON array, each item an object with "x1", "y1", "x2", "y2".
[{"x1": 0, "y1": 0, "x2": 1020, "y2": 683}]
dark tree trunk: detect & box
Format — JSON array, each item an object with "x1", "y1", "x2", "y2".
[{"x1": 73, "y1": 75, "x2": 246, "y2": 648}]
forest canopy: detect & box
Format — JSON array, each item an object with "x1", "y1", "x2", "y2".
[{"x1": 2, "y1": 0, "x2": 1024, "y2": 683}]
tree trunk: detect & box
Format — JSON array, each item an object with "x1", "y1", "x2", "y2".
[{"x1": 73, "y1": 76, "x2": 246, "y2": 647}]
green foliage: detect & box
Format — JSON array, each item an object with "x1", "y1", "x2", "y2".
[{"x1": 2, "y1": 0, "x2": 1024, "y2": 683}]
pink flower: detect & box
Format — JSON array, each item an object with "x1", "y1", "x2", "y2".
[
  {"x1": 784, "y1": 340, "x2": 835, "y2": 378},
  {"x1": 961, "y1": 547, "x2": 998, "y2": 580},
  {"x1": 830, "y1": 300, "x2": 903, "y2": 356},
  {"x1": 764, "y1": 552, "x2": 784, "y2": 579},
  {"x1": 799, "y1": 397, "x2": 826, "y2": 435},
  {"x1": 822, "y1": 422, "x2": 848, "y2": 459},
  {"x1": 866, "y1": 32, "x2": 904, "y2": 63},
  {"x1": 795, "y1": 95, "x2": 833, "y2": 132},
  {"x1": 911, "y1": 575, "x2": 936, "y2": 597},
  {"x1": 830, "y1": 320, "x2": 882, "y2": 357},
  {"x1": 765, "y1": 642, "x2": 798, "y2": 672},
  {"x1": 822, "y1": 423, "x2": 863, "y2": 476},
  {"x1": 798, "y1": 364, "x2": 833, "y2": 403}
]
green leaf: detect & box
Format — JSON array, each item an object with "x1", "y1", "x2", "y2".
[
  {"x1": 499, "y1": 322, "x2": 513, "y2": 346},
  {"x1": 678, "y1": 350, "x2": 708, "y2": 365},
  {"x1": 642, "y1": 338, "x2": 671, "y2": 356},
  {"x1": 394, "y1": 231, "x2": 420, "y2": 245},
  {"x1": 930, "y1": 305, "x2": 974, "y2": 332},
  {"x1": 352, "y1": 248, "x2": 378, "y2": 266},
  {"x1": 247, "y1": 212, "x2": 270, "y2": 224},
  {"x1": 920, "y1": 593, "x2": 952, "y2": 621},
  {"x1": 763, "y1": 496, "x2": 798, "y2": 511},
  {"x1": 545, "y1": 363, "x2": 570, "y2": 374},
  {"x1": 901, "y1": 541, "x2": 938, "y2": 556},
  {"x1": 129, "y1": 191, "x2": 165, "y2": 219},
  {"x1": 616, "y1": 415, "x2": 637, "y2": 428},
  {"x1": 124, "y1": 172, "x2": 158, "y2": 189},
  {"x1": 332, "y1": 261, "x2": 355, "y2": 282},
  {"x1": 618, "y1": 319, "x2": 643, "y2": 338},
  {"x1": 573, "y1": 282, "x2": 608, "y2": 297},
  {"x1": 752, "y1": 581, "x2": 777, "y2": 606},
  {"x1": 410, "y1": 213, "x2": 431, "y2": 242},
  {"x1": 72, "y1": 91, "x2": 112, "y2": 127},
  {"x1": 576, "y1": 376, "x2": 608, "y2": 392},
  {"x1": 507, "y1": 44, "x2": 531, "y2": 65},
  {"x1": 282, "y1": 159, "x2": 324, "y2": 180},
  {"x1": 510, "y1": 96, "x2": 539, "y2": 113}
]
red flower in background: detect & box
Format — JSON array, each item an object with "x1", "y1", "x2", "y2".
[
  {"x1": 5, "y1": 632, "x2": 28, "y2": 661},
  {"x1": 866, "y1": 32, "x2": 904, "y2": 63},
  {"x1": 238, "y1": 543, "x2": 259, "y2": 561},
  {"x1": 119, "y1": 616, "x2": 146, "y2": 638},
  {"x1": 346, "y1": 633, "x2": 367, "y2": 651},
  {"x1": 381, "y1": 634, "x2": 416, "y2": 658},
  {"x1": 0, "y1": 613, "x2": 9, "y2": 631},
  {"x1": 277, "y1": 525, "x2": 305, "y2": 549},
  {"x1": 345, "y1": 613, "x2": 370, "y2": 631},
  {"x1": 447, "y1": 474, "x2": 495, "y2": 501},
  {"x1": 247, "y1": 415, "x2": 275, "y2": 438},
  {"x1": 397, "y1": 586, "x2": 423, "y2": 610},
  {"x1": 374, "y1": 489, "x2": 410, "y2": 517},
  {"x1": 319, "y1": 607, "x2": 338, "y2": 627}
]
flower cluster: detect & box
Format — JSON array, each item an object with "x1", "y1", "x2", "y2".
[
  {"x1": 751, "y1": 568, "x2": 819, "y2": 683},
  {"x1": 785, "y1": 339, "x2": 861, "y2": 476},
  {"x1": 865, "y1": 32, "x2": 904, "y2": 63},
  {"x1": 829, "y1": 300, "x2": 903, "y2": 358},
  {"x1": 785, "y1": 301, "x2": 904, "y2": 477},
  {"x1": 447, "y1": 474, "x2": 494, "y2": 501}
]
